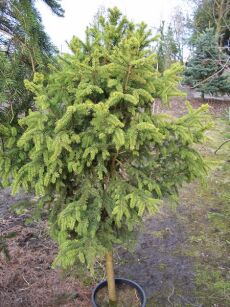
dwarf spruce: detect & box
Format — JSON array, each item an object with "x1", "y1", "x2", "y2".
[{"x1": 1, "y1": 8, "x2": 210, "y2": 305}]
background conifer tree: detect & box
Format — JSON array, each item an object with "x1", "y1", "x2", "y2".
[
  {"x1": 0, "y1": 0, "x2": 64, "y2": 117},
  {"x1": 0, "y1": 0, "x2": 64, "y2": 68},
  {"x1": 4, "y1": 8, "x2": 211, "y2": 304},
  {"x1": 187, "y1": 0, "x2": 230, "y2": 47},
  {"x1": 184, "y1": 28, "x2": 230, "y2": 98},
  {"x1": 156, "y1": 21, "x2": 179, "y2": 72},
  {"x1": 0, "y1": 0, "x2": 64, "y2": 188}
]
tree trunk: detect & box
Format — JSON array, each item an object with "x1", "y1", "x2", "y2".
[{"x1": 105, "y1": 250, "x2": 117, "y2": 306}]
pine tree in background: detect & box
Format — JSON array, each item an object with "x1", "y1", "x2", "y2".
[
  {"x1": 0, "y1": 0, "x2": 64, "y2": 111},
  {"x1": 0, "y1": 0, "x2": 64, "y2": 189},
  {"x1": 0, "y1": 0, "x2": 64, "y2": 68},
  {"x1": 184, "y1": 28, "x2": 230, "y2": 98},
  {"x1": 2, "y1": 8, "x2": 211, "y2": 304}
]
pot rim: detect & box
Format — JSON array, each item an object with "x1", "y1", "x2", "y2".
[{"x1": 91, "y1": 277, "x2": 146, "y2": 307}]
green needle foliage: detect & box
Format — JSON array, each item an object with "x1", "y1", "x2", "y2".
[
  {"x1": 0, "y1": 0, "x2": 64, "y2": 188},
  {"x1": 3, "y1": 8, "x2": 211, "y2": 272},
  {"x1": 0, "y1": 0, "x2": 64, "y2": 117},
  {"x1": 184, "y1": 28, "x2": 230, "y2": 98},
  {"x1": 0, "y1": 0, "x2": 64, "y2": 69}
]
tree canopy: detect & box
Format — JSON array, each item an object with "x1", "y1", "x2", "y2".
[
  {"x1": 0, "y1": 8, "x2": 211, "y2": 273},
  {"x1": 188, "y1": 0, "x2": 230, "y2": 46},
  {"x1": 0, "y1": 0, "x2": 64, "y2": 203},
  {"x1": 184, "y1": 28, "x2": 230, "y2": 97},
  {"x1": 0, "y1": 0, "x2": 64, "y2": 69}
]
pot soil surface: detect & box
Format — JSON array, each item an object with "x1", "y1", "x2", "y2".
[{"x1": 95, "y1": 283, "x2": 141, "y2": 307}]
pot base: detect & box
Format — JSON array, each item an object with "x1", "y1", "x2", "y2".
[{"x1": 91, "y1": 278, "x2": 146, "y2": 307}]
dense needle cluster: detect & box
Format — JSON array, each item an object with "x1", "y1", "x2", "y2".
[{"x1": 0, "y1": 8, "x2": 210, "y2": 272}]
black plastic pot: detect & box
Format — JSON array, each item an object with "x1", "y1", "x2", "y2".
[{"x1": 91, "y1": 277, "x2": 146, "y2": 307}]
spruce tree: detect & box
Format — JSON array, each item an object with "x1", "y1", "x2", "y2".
[
  {"x1": 184, "y1": 28, "x2": 230, "y2": 98},
  {"x1": 4, "y1": 8, "x2": 210, "y2": 304}
]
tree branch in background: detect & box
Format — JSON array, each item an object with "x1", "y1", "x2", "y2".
[
  {"x1": 191, "y1": 57, "x2": 230, "y2": 89},
  {"x1": 215, "y1": 139, "x2": 230, "y2": 154}
]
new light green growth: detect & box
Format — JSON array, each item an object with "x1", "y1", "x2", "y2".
[{"x1": 2, "y1": 8, "x2": 211, "y2": 276}]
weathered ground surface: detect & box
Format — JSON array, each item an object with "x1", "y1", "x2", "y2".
[
  {"x1": 0, "y1": 206, "x2": 91, "y2": 306},
  {"x1": 0, "y1": 188, "x2": 30, "y2": 217},
  {"x1": 1, "y1": 95, "x2": 230, "y2": 306},
  {"x1": 116, "y1": 206, "x2": 197, "y2": 306},
  {"x1": 116, "y1": 98, "x2": 230, "y2": 306}
]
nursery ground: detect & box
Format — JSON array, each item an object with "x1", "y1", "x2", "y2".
[{"x1": 116, "y1": 96, "x2": 230, "y2": 306}]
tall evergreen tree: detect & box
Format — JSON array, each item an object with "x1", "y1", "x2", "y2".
[
  {"x1": 156, "y1": 21, "x2": 179, "y2": 72},
  {"x1": 187, "y1": 0, "x2": 230, "y2": 47},
  {"x1": 0, "y1": 0, "x2": 64, "y2": 114},
  {"x1": 0, "y1": 0, "x2": 64, "y2": 186},
  {"x1": 0, "y1": 0, "x2": 64, "y2": 66},
  {"x1": 184, "y1": 28, "x2": 230, "y2": 98},
  {"x1": 2, "y1": 8, "x2": 211, "y2": 304}
]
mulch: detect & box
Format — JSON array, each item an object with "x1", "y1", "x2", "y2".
[{"x1": 0, "y1": 216, "x2": 91, "y2": 307}]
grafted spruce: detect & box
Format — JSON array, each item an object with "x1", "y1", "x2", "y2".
[{"x1": 2, "y1": 8, "x2": 210, "y2": 280}]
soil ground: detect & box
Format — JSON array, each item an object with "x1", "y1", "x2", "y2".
[
  {"x1": 116, "y1": 96, "x2": 230, "y2": 306},
  {"x1": 0, "y1": 202, "x2": 91, "y2": 306},
  {"x1": 1, "y1": 93, "x2": 230, "y2": 307}
]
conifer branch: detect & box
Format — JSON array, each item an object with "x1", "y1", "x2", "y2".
[
  {"x1": 4, "y1": 7, "x2": 210, "y2": 278},
  {"x1": 191, "y1": 57, "x2": 229, "y2": 89},
  {"x1": 215, "y1": 139, "x2": 230, "y2": 154},
  {"x1": 0, "y1": 29, "x2": 36, "y2": 72},
  {"x1": 1, "y1": 137, "x2": 5, "y2": 152},
  {"x1": 123, "y1": 64, "x2": 132, "y2": 92}
]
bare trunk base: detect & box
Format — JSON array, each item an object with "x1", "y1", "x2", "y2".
[{"x1": 105, "y1": 251, "x2": 117, "y2": 306}]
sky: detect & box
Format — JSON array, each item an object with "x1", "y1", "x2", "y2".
[{"x1": 36, "y1": 0, "x2": 190, "y2": 53}]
